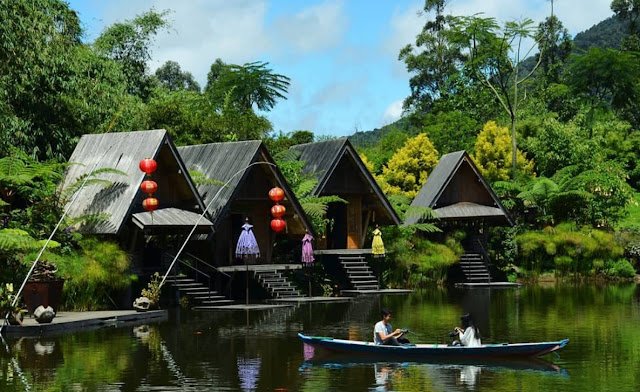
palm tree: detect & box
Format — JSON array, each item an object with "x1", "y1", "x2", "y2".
[{"x1": 206, "y1": 60, "x2": 290, "y2": 112}]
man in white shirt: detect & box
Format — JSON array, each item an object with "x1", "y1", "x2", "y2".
[{"x1": 373, "y1": 308, "x2": 405, "y2": 345}]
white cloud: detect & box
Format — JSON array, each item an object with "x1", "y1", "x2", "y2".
[
  {"x1": 381, "y1": 99, "x2": 404, "y2": 125},
  {"x1": 97, "y1": 0, "x2": 271, "y2": 85},
  {"x1": 273, "y1": 0, "x2": 347, "y2": 53}
]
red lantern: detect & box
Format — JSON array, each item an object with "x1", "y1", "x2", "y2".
[
  {"x1": 270, "y1": 204, "x2": 286, "y2": 218},
  {"x1": 139, "y1": 158, "x2": 157, "y2": 175},
  {"x1": 142, "y1": 197, "x2": 159, "y2": 212},
  {"x1": 270, "y1": 218, "x2": 286, "y2": 233},
  {"x1": 268, "y1": 187, "x2": 285, "y2": 203},
  {"x1": 140, "y1": 180, "x2": 158, "y2": 195}
]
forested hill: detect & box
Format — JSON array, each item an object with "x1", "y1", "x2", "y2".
[
  {"x1": 349, "y1": 117, "x2": 417, "y2": 148},
  {"x1": 573, "y1": 15, "x2": 628, "y2": 51},
  {"x1": 349, "y1": 14, "x2": 628, "y2": 150}
]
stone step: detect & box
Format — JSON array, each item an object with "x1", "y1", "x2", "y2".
[
  {"x1": 166, "y1": 277, "x2": 196, "y2": 283},
  {"x1": 271, "y1": 286, "x2": 296, "y2": 291},
  {"x1": 198, "y1": 299, "x2": 235, "y2": 305},
  {"x1": 339, "y1": 256, "x2": 366, "y2": 261},
  {"x1": 352, "y1": 279, "x2": 378, "y2": 285},
  {"x1": 173, "y1": 283, "x2": 206, "y2": 288},
  {"x1": 276, "y1": 292, "x2": 301, "y2": 298},
  {"x1": 192, "y1": 295, "x2": 226, "y2": 301},
  {"x1": 347, "y1": 272, "x2": 374, "y2": 278},
  {"x1": 257, "y1": 272, "x2": 282, "y2": 278},
  {"x1": 340, "y1": 261, "x2": 369, "y2": 267},
  {"x1": 354, "y1": 285, "x2": 379, "y2": 290},
  {"x1": 343, "y1": 265, "x2": 372, "y2": 271},
  {"x1": 179, "y1": 286, "x2": 213, "y2": 293},
  {"x1": 261, "y1": 277, "x2": 287, "y2": 283},
  {"x1": 192, "y1": 304, "x2": 236, "y2": 310}
]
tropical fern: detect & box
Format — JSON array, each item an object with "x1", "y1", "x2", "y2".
[
  {"x1": 188, "y1": 169, "x2": 225, "y2": 187},
  {"x1": 403, "y1": 205, "x2": 441, "y2": 233},
  {"x1": 0, "y1": 229, "x2": 60, "y2": 252},
  {"x1": 60, "y1": 166, "x2": 127, "y2": 202}
]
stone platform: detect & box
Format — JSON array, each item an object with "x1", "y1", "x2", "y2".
[
  {"x1": 269, "y1": 296, "x2": 352, "y2": 303},
  {"x1": 2, "y1": 310, "x2": 167, "y2": 337}
]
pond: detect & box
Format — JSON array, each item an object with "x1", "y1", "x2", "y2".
[{"x1": 1, "y1": 284, "x2": 639, "y2": 391}]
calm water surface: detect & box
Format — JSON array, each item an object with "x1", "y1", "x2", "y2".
[{"x1": 1, "y1": 284, "x2": 639, "y2": 391}]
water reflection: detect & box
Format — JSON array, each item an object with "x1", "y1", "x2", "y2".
[
  {"x1": 0, "y1": 284, "x2": 637, "y2": 391},
  {"x1": 300, "y1": 357, "x2": 567, "y2": 391}
]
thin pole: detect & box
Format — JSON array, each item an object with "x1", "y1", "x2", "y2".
[
  {"x1": 1, "y1": 145, "x2": 113, "y2": 334},
  {"x1": 245, "y1": 257, "x2": 249, "y2": 306},
  {"x1": 159, "y1": 162, "x2": 276, "y2": 292}
]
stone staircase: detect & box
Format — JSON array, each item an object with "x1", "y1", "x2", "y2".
[
  {"x1": 459, "y1": 253, "x2": 492, "y2": 283},
  {"x1": 339, "y1": 256, "x2": 379, "y2": 291},
  {"x1": 254, "y1": 270, "x2": 302, "y2": 299},
  {"x1": 166, "y1": 276, "x2": 234, "y2": 309}
]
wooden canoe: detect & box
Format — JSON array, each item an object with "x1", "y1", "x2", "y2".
[{"x1": 299, "y1": 333, "x2": 569, "y2": 358}]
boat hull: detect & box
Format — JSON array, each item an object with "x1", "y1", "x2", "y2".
[{"x1": 298, "y1": 333, "x2": 569, "y2": 359}]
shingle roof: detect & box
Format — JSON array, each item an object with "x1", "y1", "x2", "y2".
[
  {"x1": 61, "y1": 129, "x2": 206, "y2": 234},
  {"x1": 291, "y1": 138, "x2": 401, "y2": 225},
  {"x1": 178, "y1": 141, "x2": 313, "y2": 231}
]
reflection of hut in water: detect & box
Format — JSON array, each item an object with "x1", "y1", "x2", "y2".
[
  {"x1": 290, "y1": 138, "x2": 401, "y2": 292},
  {"x1": 405, "y1": 151, "x2": 513, "y2": 283},
  {"x1": 178, "y1": 141, "x2": 313, "y2": 301},
  {"x1": 62, "y1": 130, "x2": 213, "y2": 304}
]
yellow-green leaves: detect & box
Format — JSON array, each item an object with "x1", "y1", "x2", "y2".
[
  {"x1": 473, "y1": 121, "x2": 534, "y2": 182},
  {"x1": 377, "y1": 133, "x2": 439, "y2": 198}
]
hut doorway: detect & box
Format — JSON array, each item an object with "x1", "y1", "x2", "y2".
[{"x1": 327, "y1": 202, "x2": 347, "y2": 249}]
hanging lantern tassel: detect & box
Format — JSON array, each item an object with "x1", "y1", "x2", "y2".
[
  {"x1": 270, "y1": 218, "x2": 286, "y2": 233},
  {"x1": 268, "y1": 187, "x2": 285, "y2": 203},
  {"x1": 143, "y1": 197, "x2": 159, "y2": 212},
  {"x1": 270, "y1": 203, "x2": 286, "y2": 218}
]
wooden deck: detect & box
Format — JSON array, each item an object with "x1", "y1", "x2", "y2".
[
  {"x1": 2, "y1": 310, "x2": 167, "y2": 337},
  {"x1": 217, "y1": 263, "x2": 302, "y2": 273},
  {"x1": 314, "y1": 248, "x2": 372, "y2": 255}
]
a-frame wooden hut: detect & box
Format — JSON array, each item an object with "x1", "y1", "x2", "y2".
[
  {"x1": 290, "y1": 138, "x2": 400, "y2": 292},
  {"x1": 406, "y1": 150, "x2": 512, "y2": 226},
  {"x1": 178, "y1": 141, "x2": 313, "y2": 267},
  {"x1": 291, "y1": 138, "x2": 400, "y2": 250},
  {"x1": 406, "y1": 150, "x2": 512, "y2": 283},
  {"x1": 62, "y1": 129, "x2": 213, "y2": 272}
]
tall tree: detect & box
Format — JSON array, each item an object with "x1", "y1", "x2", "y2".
[
  {"x1": 398, "y1": 0, "x2": 464, "y2": 112},
  {"x1": 565, "y1": 48, "x2": 640, "y2": 127},
  {"x1": 94, "y1": 10, "x2": 169, "y2": 99},
  {"x1": 455, "y1": 16, "x2": 543, "y2": 177},
  {"x1": 154, "y1": 61, "x2": 200, "y2": 92},
  {"x1": 535, "y1": 15, "x2": 572, "y2": 84}
]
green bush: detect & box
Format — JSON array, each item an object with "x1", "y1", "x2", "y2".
[
  {"x1": 386, "y1": 233, "x2": 462, "y2": 287},
  {"x1": 25, "y1": 237, "x2": 136, "y2": 310},
  {"x1": 516, "y1": 223, "x2": 625, "y2": 276},
  {"x1": 605, "y1": 259, "x2": 636, "y2": 279}
]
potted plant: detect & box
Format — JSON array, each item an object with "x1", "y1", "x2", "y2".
[
  {"x1": 134, "y1": 272, "x2": 161, "y2": 312},
  {"x1": 0, "y1": 283, "x2": 25, "y2": 325},
  {"x1": 23, "y1": 260, "x2": 64, "y2": 316}
]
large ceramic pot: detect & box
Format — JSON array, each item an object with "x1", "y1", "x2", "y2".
[{"x1": 23, "y1": 280, "x2": 65, "y2": 314}]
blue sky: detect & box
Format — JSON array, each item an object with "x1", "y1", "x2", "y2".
[{"x1": 67, "y1": 0, "x2": 614, "y2": 137}]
